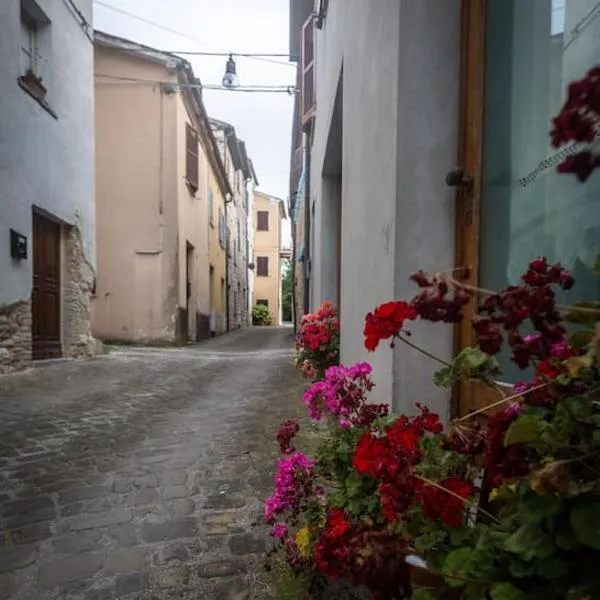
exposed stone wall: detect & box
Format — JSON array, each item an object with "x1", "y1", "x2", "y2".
[
  {"x1": 0, "y1": 300, "x2": 32, "y2": 374},
  {"x1": 63, "y1": 226, "x2": 100, "y2": 358}
]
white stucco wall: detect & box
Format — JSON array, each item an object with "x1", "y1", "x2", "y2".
[
  {"x1": 309, "y1": 0, "x2": 461, "y2": 417},
  {"x1": 0, "y1": 0, "x2": 95, "y2": 307}
]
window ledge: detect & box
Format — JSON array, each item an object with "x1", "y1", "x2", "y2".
[{"x1": 18, "y1": 79, "x2": 58, "y2": 119}]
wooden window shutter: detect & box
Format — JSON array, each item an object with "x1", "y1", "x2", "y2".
[
  {"x1": 257, "y1": 210, "x2": 269, "y2": 231},
  {"x1": 301, "y1": 15, "x2": 316, "y2": 126},
  {"x1": 257, "y1": 256, "x2": 269, "y2": 277},
  {"x1": 186, "y1": 124, "x2": 199, "y2": 191}
]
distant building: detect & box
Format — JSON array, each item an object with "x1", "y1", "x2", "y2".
[
  {"x1": 0, "y1": 0, "x2": 96, "y2": 374},
  {"x1": 93, "y1": 32, "x2": 232, "y2": 344},
  {"x1": 210, "y1": 119, "x2": 258, "y2": 330},
  {"x1": 252, "y1": 192, "x2": 287, "y2": 325}
]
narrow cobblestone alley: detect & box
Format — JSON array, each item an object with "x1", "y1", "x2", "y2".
[{"x1": 0, "y1": 327, "x2": 303, "y2": 600}]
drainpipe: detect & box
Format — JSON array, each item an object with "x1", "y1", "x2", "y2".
[
  {"x1": 303, "y1": 128, "x2": 311, "y2": 314},
  {"x1": 225, "y1": 192, "x2": 232, "y2": 332},
  {"x1": 136, "y1": 84, "x2": 172, "y2": 255}
]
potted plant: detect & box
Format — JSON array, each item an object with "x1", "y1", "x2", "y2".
[{"x1": 19, "y1": 68, "x2": 46, "y2": 101}]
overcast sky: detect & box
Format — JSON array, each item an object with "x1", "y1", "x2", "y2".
[{"x1": 93, "y1": 0, "x2": 295, "y2": 207}]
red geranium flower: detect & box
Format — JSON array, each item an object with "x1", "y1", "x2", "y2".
[
  {"x1": 364, "y1": 301, "x2": 417, "y2": 351},
  {"x1": 419, "y1": 476, "x2": 473, "y2": 527}
]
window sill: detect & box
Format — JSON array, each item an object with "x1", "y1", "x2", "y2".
[{"x1": 18, "y1": 79, "x2": 58, "y2": 119}]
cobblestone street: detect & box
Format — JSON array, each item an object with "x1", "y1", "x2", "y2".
[{"x1": 0, "y1": 327, "x2": 303, "y2": 600}]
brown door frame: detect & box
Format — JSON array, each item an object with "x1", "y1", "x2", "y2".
[
  {"x1": 32, "y1": 210, "x2": 63, "y2": 360},
  {"x1": 453, "y1": 0, "x2": 503, "y2": 417}
]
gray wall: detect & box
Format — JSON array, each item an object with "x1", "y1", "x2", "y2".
[
  {"x1": 392, "y1": 1, "x2": 462, "y2": 419},
  {"x1": 309, "y1": 0, "x2": 461, "y2": 417},
  {"x1": 0, "y1": 0, "x2": 95, "y2": 306}
]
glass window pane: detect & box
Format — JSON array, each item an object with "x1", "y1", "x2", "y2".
[{"x1": 480, "y1": 0, "x2": 600, "y2": 382}]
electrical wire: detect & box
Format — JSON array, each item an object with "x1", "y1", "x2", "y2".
[
  {"x1": 62, "y1": 0, "x2": 94, "y2": 42},
  {"x1": 93, "y1": 0, "x2": 295, "y2": 67},
  {"x1": 95, "y1": 73, "x2": 297, "y2": 94}
]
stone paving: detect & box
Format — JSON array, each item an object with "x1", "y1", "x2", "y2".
[{"x1": 0, "y1": 327, "x2": 305, "y2": 600}]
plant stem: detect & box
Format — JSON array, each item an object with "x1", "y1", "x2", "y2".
[
  {"x1": 453, "y1": 382, "x2": 548, "y2": 423},
  {"x1": 414, "y1": 474, "x2": 500, "y2": 524},
  {"x1": 397, "y1": 335, "x2": 452, "y2": 367},
  {"x1": 449, "y1": 277, "x2": 600, "y2": 316}
]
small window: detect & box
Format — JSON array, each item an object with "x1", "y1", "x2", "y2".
[
  {"x1": 256, "y1": 256, "x2": 269, "y2": 277},
  {"x1": 218, "y1": 208, "x2": 227, "y2": 249},
  {"x1": 18, "y1": 1, "x2": 51, "y2": 105},
  {"x1": 257, "y1": 299, "x2": 269, "y2": 307},
  {"x1": 208, "y1": 189, "x2": 214, "y2": 227},
  {"x1": 20, "y1": 10, "x2": 37, "y2": 76},
  {"x1": 186, "y1": 124, "x2": 199, "y2": 191},
  {"x1": 257, "y1": 210, "x2": 269, "y2": 231}
]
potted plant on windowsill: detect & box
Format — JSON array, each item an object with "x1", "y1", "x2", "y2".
[{"x1": 19, "y1": 68, "x2": 47, "y2": 102}]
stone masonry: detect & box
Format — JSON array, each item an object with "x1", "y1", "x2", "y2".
[
  {"x1": 0, "y1": 300, "x2": 32, "y2": 375},
  {"x1": 0, "y1": 326, "x2": 303, "y2": 599},
  {"x1": 63, "y1": 225, "x2": 99, "y2": 359}
]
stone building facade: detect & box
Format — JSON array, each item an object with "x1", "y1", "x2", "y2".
[
  {"x1": 0, "y1": 0, "x2": 96, "y2": 374},
  {"x1": 210, "y1": 120, "x2": 258, "y2": 331}
]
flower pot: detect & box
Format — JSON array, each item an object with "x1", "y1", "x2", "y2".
[{"x1": 19, "y1": 73, "x2": 47, "y2": 102}]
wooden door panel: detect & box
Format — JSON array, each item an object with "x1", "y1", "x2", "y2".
[{"x1": 32, "y1": 213, "x2": 62, "y2": 360}]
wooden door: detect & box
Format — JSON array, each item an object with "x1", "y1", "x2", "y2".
[
  {"x1": 32, "y1": 213, "x2": 62, "y2": 360},
  {"x1": 455, "y1": 0, "x2": 600, "y2": 417}
]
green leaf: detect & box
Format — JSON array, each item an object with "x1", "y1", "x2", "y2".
[
  {"x1": 433, "y1": 347, "x2": 499, "y2": 389},
  {"x1": 570, "y1": 497, "x2": 600, "y2": 549},
  {"x1": 536, "y1": 557, "x2": 569, "y2": 580},
  {"x1": 504, "y1": 523, "x2": 557, "y2": 560},
  {"x1": 504, "y1": 415, "x2": 546, "y2": 446},
  {"x1": 508, "y1": 559, "x2": 537, "y2": 578},
  {"x1": 490, "y1": 582, "x2": 527, "y2": 600},
  {"x1": 520, "y1": 491, "x2": 562, "y2": 523},
  {"x1": 564, "y1": 396, "x2": 594, "y2": 420},
  {"x1": 433, "y1": 365, "x2": 454, "y2": 389},
  {"x1": 569, "y1": 329, "x2": 594, "y2": 351},
  {"x1": 442, "y1": 547, "x2": 473, "y2": 587},
  {"x1": 410, "y1": 590, "x2": 436, "y2": 600}
]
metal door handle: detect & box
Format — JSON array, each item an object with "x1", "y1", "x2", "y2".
[{"x1": 445, "y1": 168, "x2": 473, "y2": 188}]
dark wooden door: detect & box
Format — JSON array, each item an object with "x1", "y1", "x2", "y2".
[{"x1": 32, "y1": 213, "x2": 62, "y2": 360}]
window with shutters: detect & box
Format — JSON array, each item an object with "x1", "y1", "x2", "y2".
[
  {"x1": 256, "y1": 256, "x2": 269, "y2": 277},
  {"x1": 301, "y1": 15, "x2": 316, "y2": 125},
  {"x1": 208, "y1": 189, "x2": 214, "y2": 227},
  {"x1": 257, "y1": 210, "x2": 269, "y2": 231},
  {"x1": 218, "y1": 208, "x2": 227, "y2": 249},
  {"x1": 186, "y1": 124, "x2": 199, "y2": 192}
]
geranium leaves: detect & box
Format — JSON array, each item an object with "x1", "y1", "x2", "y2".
[
  {"x1": 433, "y1": 347, "x2": 499, "y2": 389},
  {"x1": 490, "y1": 582, "x2": 527, "y2": 600},
  {"x1": 570, "y1": 497, "x2": 600, "y2": 550},
  {"x1": 504, "y1": 415, "x2": 547, "y2": 446},
  {"x1": 504, "y1": 523, "x2": 557, "y2": 561}
]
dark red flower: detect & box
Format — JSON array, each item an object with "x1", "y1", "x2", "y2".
[
  {"x1": 485, "y1": 406, "x2": 530, "y2": 487},
  {"x1": 276, "y1": 418, "x2": 300, "y2": 455},
  {"x1": 419, "y1": 476, "x2": 474, "y2": 527},
  {"x1": 364, "y1": 301, "x2": 417, "y2": 351}
]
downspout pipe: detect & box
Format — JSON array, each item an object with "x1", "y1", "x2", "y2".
[{"x1": 303, "y1": 127, "x2": 312, "y2": 314}]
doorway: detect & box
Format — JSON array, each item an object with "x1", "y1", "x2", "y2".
[
  {"x1": 32, "y1": 212, "x2": 62, "y2": 360},
  {"x1": 186, "y1": 242, "x2": 194, "y2": 342}
]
